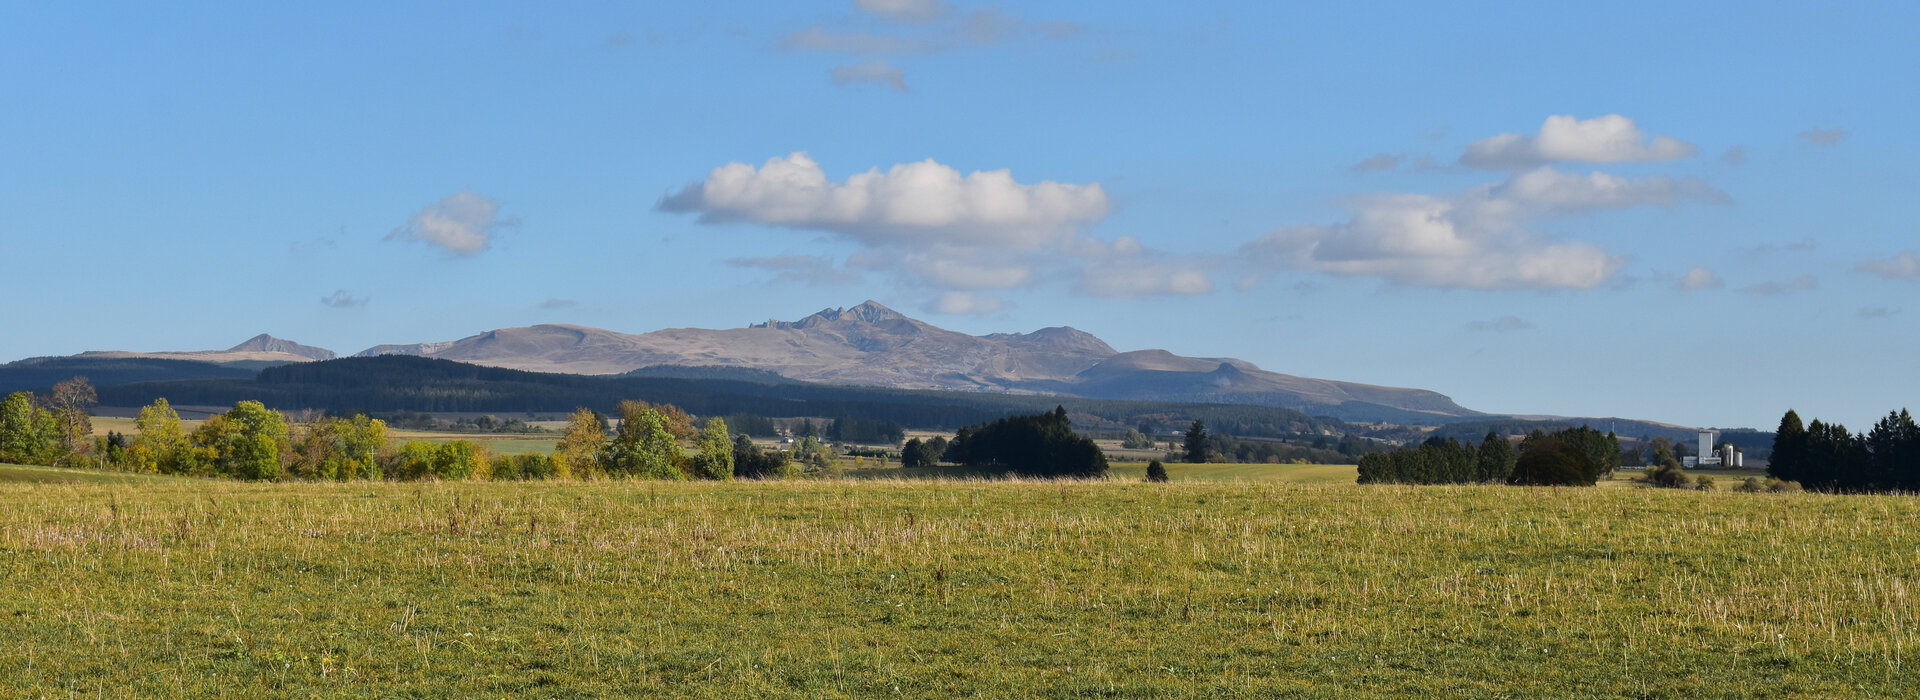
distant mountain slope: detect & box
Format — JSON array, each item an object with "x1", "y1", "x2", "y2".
[
  {"x1": 348, "y1": 300, "x2": 1480, "y2": 420},
  {"x1": 355, "y1": 301, "x2": 1120, "y2": 391},
  {"x1": 57, "y1": 334, "x2": 335, "y2": 366}
]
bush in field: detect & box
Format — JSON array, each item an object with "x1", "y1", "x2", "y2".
[
  {"x1": 1693, "y1": 474, "x2": 1715, "y2": 491},
  {"x1": 493, "y1": 453, "x2": 557, "y2": 480},
  {"x1": 1645, "y1": 463, "x2": 1691, "y2": 489},
  {"x1": 1509, "y1": 437, "x2": 1599, "y2": 486},
  {"x1": 1736, "y1": 477, "x2": 1766, "y2": 492},
  {"x1": 1145, "y1": 460, "x2": 1168, "y2": 483},
  {"x1": 943, "y1": 407, "x2": 1108, "y2": 478}
]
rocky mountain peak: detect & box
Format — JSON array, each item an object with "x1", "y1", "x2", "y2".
[{"x1": 226, "y1": 334, "x2": 336, "y2": 361}]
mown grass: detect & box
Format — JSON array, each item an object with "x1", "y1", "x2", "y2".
[{"x1": 1, "y1": 477, "x2": 1915, "y2": 697}]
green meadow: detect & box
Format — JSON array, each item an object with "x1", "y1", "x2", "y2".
[{"x1": 2, "y1": 466, "x2": 1916, "y2": 697}]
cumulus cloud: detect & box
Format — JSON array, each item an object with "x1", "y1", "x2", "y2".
[
  {"x1": 539, "y1": 298, "x2": 577, "y2": 310},
  {"x1": 855, "y1": 0, "x2": 949, "y2": 23},
  {"x1": 929, "y1": 291, "x2": 1009, "y2": 315},
  {"x1": 320, "y1": 290, "x2": 368, "y2": 308},
  {"x1": 1857, "y1": 251, "x2": 1919, "y2": 280},
  {"x1": 1351, "y1": 153, "x2": 1403, "y2": 172},
  {"x1": 660, "y1": 153, "x2": 1221, "y2": 299},
  {"x1": 660, "y1": 152, "x2": 1107, "y2": 248},
  {"x1": 727, "y1": 254, "x2": 861, "y2": 285},
  {"x1": 831, "y1": 60, "x2": 908, "y2": 91},
  {"x1": 1738, "y1": 275, "x2": 1819, "y2": 295},
  {"x1": 1676, "y1": 267, "x2": 1724, "y2": 291},
  {"x1": 385, "y1": 190, "x2": 514, "y2": 257},
  {"x1": 1461, "y1": 115, "x2": 1696, "y2": 170},
  {"x1": 1466, "y1": 316, "x2": 1532, "y2": 332},
  {"x1": 1240, "y1": 167, "x2": 1724, "y2": 290},
  {"x1": 1799, "y1": 128, "x2": 1848, "y2": 147}
]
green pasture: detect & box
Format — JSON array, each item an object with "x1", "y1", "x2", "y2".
[{"x1": 2, "y1": 477, "x2": 1916, "y2": 697}]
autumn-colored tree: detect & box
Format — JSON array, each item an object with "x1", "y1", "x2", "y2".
[
  {"x1": 131, "y1": 398, "x2": 188, "y2": 473},
  {"x1": 190, "y1": 401, "x2": 289, "y2": 480},
  {"x1": 607, "y1": 402, "x2": 683, "y2": 479},
  {"x1": 554, "y1": 408, "x2": 607, "y2": 479}
]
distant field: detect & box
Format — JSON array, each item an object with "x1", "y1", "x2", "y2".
[{"x1": 1, "y1": 478, "x2": 1914, "y2": 696}]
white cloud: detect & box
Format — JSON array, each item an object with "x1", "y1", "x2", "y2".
[
  {"x1": 1857, "y1": 251, "x2": 1919, "y2": 280},
  {"x1": 1676, "y1": 267, "x2": 1724, "y2": 291},
  {"x1": 1076, "y1": 260, "x2": 1214, "y2": 299},
  {"x1": 855, "y1": 0, "x2": 949, "y2": 23},
  {"x1": 385, "y1": 190, "x2": 514, "y2": 257},
  {"x1": 831, "y1": 60, "x2": 908, "y2": 91},
  {"x1": 1241, "y1": 167, "x2": 1723, "y2": 290},
  {"x1": 929, "y1": 291, "x2": 1009, "y2": 315},
  {"x1": 1466, "y1": 316, "x2": 1532, "y2": 332},
  {"x1": 1738, "y1": 275, "x2": 1819, "y2": 295},
  {"x1": 319, "y1": 290, "x2": 368, "y2": 308},
  {"x1": 1461, "y1": 115, "x2": 1697, "y2": 170},
  {"x1": 666, "y1": 153, "x2": 1207, "y2": 297},
  {"x1": 660, "y1": 152, "x2": 1108, "y2": 249},
  {"x1": 1799, "y1": 128, "x2": 1848, "y2": 147}
]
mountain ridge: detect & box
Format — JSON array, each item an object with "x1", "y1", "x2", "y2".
[{"x1": 343, "y1": 300, "x2": 1481, "y2": 419}]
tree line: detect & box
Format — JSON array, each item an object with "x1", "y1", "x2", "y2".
[
  {"x1": 1769, "y1": 408, "x2": 1920, "y2": 492},
  {"x1": 1357, "y1": 426, "x2": 1621, "y2": 486}
]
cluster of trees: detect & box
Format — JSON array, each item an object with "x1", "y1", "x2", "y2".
[
  {"x1": 1358, "y1": 426, "x2": 1621, "y2": 486},
  {"x1": 943, "y1": 407, "x2": 1109, "y2": 478},
  {"x1": 1770, "y1": 409, "x2": 1920, "y2": 492},
  {"x1": 898, "y1": 435, "x2": 950, "y2": 468},
  {"x1": 1, "y1": 378, "x2": 99, "y2": 467},
  {"x1": 550, "y1": 401, "x2": 735, "y2": 481}
]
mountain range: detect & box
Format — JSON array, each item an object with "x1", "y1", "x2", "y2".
[{"x1": 7, "y1": 301, "x2": 1481, "y2": 422}]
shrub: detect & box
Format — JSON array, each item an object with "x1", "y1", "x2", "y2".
[
  {"x1": 1736, "y1": 477, "x2": 1766, "y2": 493},
  {"x1": 1768, "y1": 478, "x2": 1803, "y2": 493},
  {"x1": 1646, "y1": 463, "x2": 1690, "y2": 489},
  {"x1": 1509, "y1": 438, "x2": 1599, "y2": 486},
  {"x1": 1694, "y1": 474, "x2": 1715, "y2": 491},
  {"x1": 1145, "y1": 460, "x2": 1168, "y2": 483}
]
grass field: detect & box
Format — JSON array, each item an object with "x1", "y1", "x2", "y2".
[{"x1": 2, "y1": 473, "x2": 1916, "y2": 697}]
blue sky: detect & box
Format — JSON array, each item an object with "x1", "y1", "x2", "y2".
[{"x1": 3, "y1": 1, "x2": 1914, "y2": 431}]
